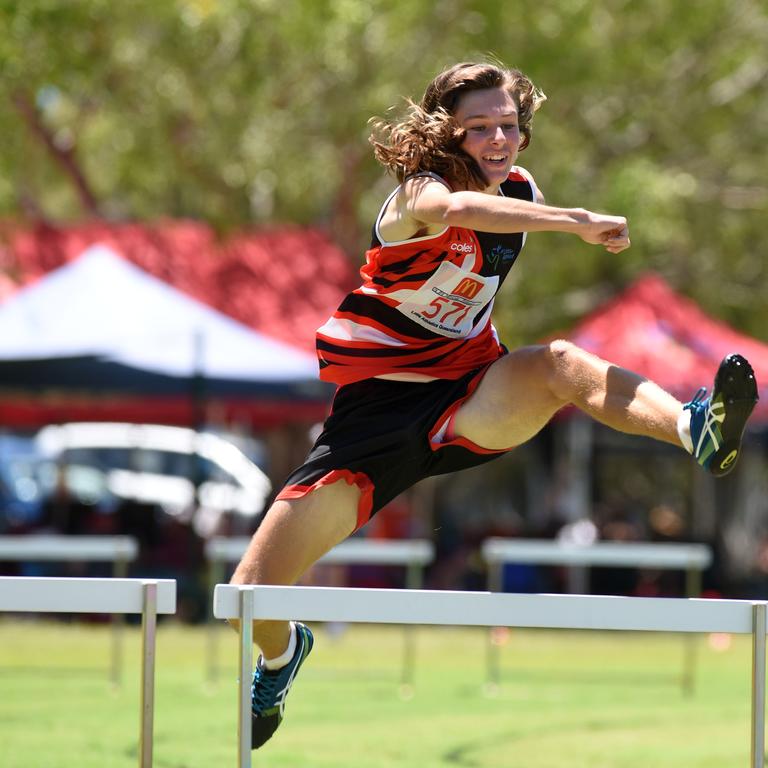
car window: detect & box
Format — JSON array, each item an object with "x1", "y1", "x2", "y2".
[
  {"x1": 198, "y1": 456, "x2": 236, "y2": 484},
  {"x1": 157, "y1": 450, "x2": 195, "y2": 477},
  {"x1": 61, "y1": 447, "x2": 133, "y2": 471},
  {"x1": 59, "y1": 446, "x2": 239, "y2": 486}
]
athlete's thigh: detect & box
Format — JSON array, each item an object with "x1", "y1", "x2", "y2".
[
  {"x1": 231, "y1": 479, "x2": 360, "y2": 587},
  {"x1": 452, "y1": 346, "x2": 563, "y2": 451}
]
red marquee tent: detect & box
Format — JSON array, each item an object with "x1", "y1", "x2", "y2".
[
  {"x1": 0, "y1": 219, "x2": 358, "y2": 354},
  {"x1": 563, "y1": 273, "x2": 768, "y2": 422},
  {"x1": 0, "y1": 220, "x2": 359, "y2": 428}
]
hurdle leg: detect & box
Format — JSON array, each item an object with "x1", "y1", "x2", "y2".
[
  {"x1": 139, "y1": 581, "x2": 158, "y2": 768},
  {"x1": 238, "y1": 588, "x2": 254, "y2": 768},
  {"x1": 682, "y1": 565, "x2": 703, "y2": 696},
  {"x1": 400, "y1": 563, "x2": 422, "y2": 696},
  {"x1": 112, "y1": 557, "x2": 129, "y2": 688},
  {"x1": 207, "y1": 559, "x2": 226, "y2": 687},
  {"x1": 400, "y1": 627, "x2": 415, "y2": 697},
  {"x1": 751, "y1": 602, "x2": 767, "y2": 768},
  {"x1": 486, "y1": 562, "x2": 502, "y2": 692}
]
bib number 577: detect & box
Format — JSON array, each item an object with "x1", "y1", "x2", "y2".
[{"x1": 421, "y1": 297, "x2": 470, "y2": 327}]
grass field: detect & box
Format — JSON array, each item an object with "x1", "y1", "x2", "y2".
[{"x1": 0, "y1": 618, "x2": 759, "y2": 767}]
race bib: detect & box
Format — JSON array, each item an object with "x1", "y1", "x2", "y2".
[{"x1": 388, "y1": 261, "x2": 498, "y2": 337}]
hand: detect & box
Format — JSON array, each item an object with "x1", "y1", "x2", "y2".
[
  {"x1": 601, "y1": 222, "x2": 630, "y2": 254},
  {"x1": 576, "y1": 211, "x2": 630, "y2": 253}
]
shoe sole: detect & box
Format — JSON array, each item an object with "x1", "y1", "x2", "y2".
[{"x1": 709, "y1": 353, "x2": 758, "y2": 477}]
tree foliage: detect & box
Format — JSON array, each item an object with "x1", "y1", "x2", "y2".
[{"x1": 1, "y1": 0, "x2": 766, "y2": 342}]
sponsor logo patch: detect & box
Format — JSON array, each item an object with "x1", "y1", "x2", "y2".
[
  {"x1": 486, "y1": 244, "x2": 517, "y2": 269},
  {"x1": 451, "y1": 277, "x2": 483, "y2": 300}
]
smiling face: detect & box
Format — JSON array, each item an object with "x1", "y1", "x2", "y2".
[{"x1": 453, "y1": 87, "x2": 520, "y2": 194}]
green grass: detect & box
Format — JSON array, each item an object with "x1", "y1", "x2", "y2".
[{"x1": 0, "y1": 619, "x2": 758, "y2": 767}]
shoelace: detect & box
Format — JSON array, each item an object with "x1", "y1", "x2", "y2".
[
  {"x1": 251, "y1": 662, "x2": 280, "y2": 712},
  {"x1": 684, "y1": 387, "x2": 708, "y2": 412}
]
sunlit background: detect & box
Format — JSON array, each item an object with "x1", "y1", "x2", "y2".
[
  {"x1": 3, "y1": 3, "x2": 768, "y2": 767},
  {"x1": 1, "y1": 0, "x2": 767, "y2": 614},
  {"x1": 0, "y1": 9, "x2": 768, "y2": 768}
]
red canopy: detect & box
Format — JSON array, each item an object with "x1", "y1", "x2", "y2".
[
  {"x1": 0, "y1": 219, "x2": 358, "y2": 353},
  {"x1": 564, "y1": 273, "x2": 768, "y2": 422},
  {"x1": 0, "y1": 220, "x2": 359, "y2": 428}
]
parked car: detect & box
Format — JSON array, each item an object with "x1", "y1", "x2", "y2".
[
  {"x1": 0, "y1": 433, "x2": 46, "y2": 531},
  {"x1": 33, "y1": 422, "x2": 272, "y2": 536}
]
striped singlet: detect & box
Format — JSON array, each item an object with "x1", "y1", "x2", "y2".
[{"x1": 316, "y1": 167, "x2": 538, "y2": 386}]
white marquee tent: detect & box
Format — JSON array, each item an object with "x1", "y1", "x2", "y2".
[{"x1": 0, "y1": 245, "x2": 331, "y2": 427}]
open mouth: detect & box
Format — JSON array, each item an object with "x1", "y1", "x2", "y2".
[{"x1": 482, "y1": 154, "x2": 508, "y2": 166}]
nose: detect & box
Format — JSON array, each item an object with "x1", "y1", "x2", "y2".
[{"x1": 490, "y1": 126, "x2": 505, "y2": 144}]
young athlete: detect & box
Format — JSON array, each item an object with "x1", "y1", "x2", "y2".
[{"x1": 231, "y1": 61, "x2": 759, "y2": 749}]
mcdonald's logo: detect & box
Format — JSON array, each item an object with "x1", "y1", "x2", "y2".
[{"x1": 452, "y1": 277, "x2": 483, "y2": 299}]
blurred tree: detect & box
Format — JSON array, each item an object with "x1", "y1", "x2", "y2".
[{"x1": 0, "y1": 0, "x2": 765, "y2": 342}]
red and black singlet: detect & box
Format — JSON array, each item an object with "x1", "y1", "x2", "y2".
[{"x1": 316, "y1": 167, "x2": 537, "y2": 386}]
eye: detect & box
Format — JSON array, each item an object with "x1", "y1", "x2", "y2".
[
  {"x1": 502, "y1": 123, "x2": 519, "y2": 131},
  {"x1": 468, "y1": 125, "x2": 486, "y2": 132}
]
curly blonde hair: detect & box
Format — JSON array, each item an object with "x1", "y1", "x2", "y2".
[{"x1": 370, "y1": 62, "x2": 546, "y2": 189}]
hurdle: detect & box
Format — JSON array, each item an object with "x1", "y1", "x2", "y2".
[
  {"x1": 204, "y1": 537, "x2": 433, "y2": 687},
  {"x1": 0, "y1": 535, "x2": 139, "y2": 686},
  {"x1": 481, "y1": 539, "x2": 712, "y2": 693},
  {"x1": 214, "y1": 584, "x2": 767, "y2": 768},
  {"x1": 0, "y1": 576, "x2": 176, "y2": 768}
]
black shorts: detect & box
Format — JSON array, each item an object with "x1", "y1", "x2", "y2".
[{"x1": 275, "y1": 365, "x2": 509, "y2": 530}]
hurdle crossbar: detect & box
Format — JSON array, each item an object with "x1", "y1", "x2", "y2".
[
  {"x1": 481, "y1": 539, "x2": 713, "y2": 693},
  {"x1": 0, "y1": 577, "x2": 176, "y2": 768},
  {"x1": 0, "y1": 535, "x2": 139, "y2": 564},
  {"x1": 205, "y1": 536, "x2": 433, "y2": 567},
  {"x1": 214, "y1": 584, "x2": 768, "y2": 768},
  {"x1": 204, "y1": 537, "x2": 433, "y2": 686},
  {"x1": 0, "y1": 535, "x2": 140, "y2": 685},
  {"x1": 481, "y1": 539, "x2": 712, "y2": 570}
]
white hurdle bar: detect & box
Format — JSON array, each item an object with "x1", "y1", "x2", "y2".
[
  {"x1": 204, "y1": 537, "x2": 433, "y2": 687},
  {"x1": 482, "y1": 539, "x2": 712, "y2": 693},
  {"x1": 0, "y1": 535, "x2": 139, "y2": 570},
  {"x1": 0, "y1": 576, "x2": 176, "y2": 768},
  {"x1": 0, "y1": 535, "x2": 140, "y2": 686},
  {"x1": 214, "y1": 585, "x2": 768, "y2": 768}
]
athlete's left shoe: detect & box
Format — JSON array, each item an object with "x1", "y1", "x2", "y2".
[
  {"x1": 251, "y1": 622, "x2": 314, "y2": 750},
  {"x1": 685, "y1": 353, "x2": 758, "y2": 477}
]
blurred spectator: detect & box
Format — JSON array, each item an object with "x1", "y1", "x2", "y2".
[
  {"x1": 634, "y1": 503, "x2": 689, "y2": 597},
  {"x1": 39, "y1": 466, "x2": 97, "y2": 536},
  {"x1": 648, "y1": 503, "x2": 686, "y2": 543},
  {"x1": 116, "y1": 498, "x2": 162, "y2": 561},
  {"x1": 590, "y1": 504, "x2": 643, "y2": 596}
]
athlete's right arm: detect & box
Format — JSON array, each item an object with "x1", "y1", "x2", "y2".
[{"x1": 402, "y1": 176, "x2": 630, "y2": 254}]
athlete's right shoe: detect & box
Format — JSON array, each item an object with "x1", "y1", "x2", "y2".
[
  {"x1": 684, "y1": 353, "x2": 758, "y2": 477},
  {"x1": 251, "y1": 622, "x2": 314, "y2": 750}
]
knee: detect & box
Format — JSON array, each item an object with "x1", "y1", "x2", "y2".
[{"x1": 539, "y1": 339, "x2": 583, "y2": 402}]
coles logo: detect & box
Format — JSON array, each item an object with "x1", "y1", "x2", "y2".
[{"x1": 450, "y1": 242, "x2": 475, "y2": 253}]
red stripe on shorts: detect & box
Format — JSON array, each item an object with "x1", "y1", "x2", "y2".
[{"x1": 275, "y1": 468, "x2": 375, "y2": 531}]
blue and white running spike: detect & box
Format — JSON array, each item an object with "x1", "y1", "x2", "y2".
[{"x1": 685, "y1": 354, "x2": 758, "y2": 477}]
